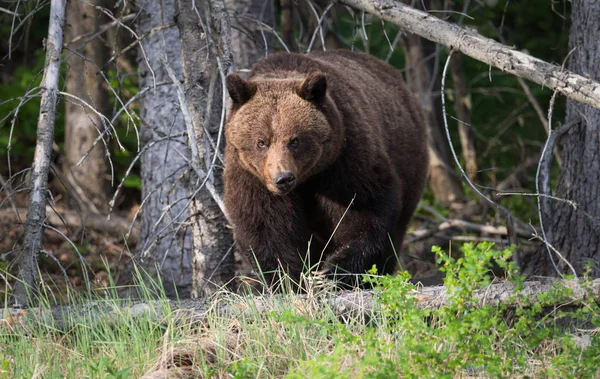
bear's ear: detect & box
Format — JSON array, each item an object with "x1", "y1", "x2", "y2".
[
  {"x1": 296, "y1": 73, "x2": 327, "y2": 103},
  {"x1": 226, "y1": 73, "x2": 257, "y2": 105}
]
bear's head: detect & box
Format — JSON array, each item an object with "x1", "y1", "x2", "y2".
[{"x1": 225, "y1": 72, "x2": 343, "y2": 195}]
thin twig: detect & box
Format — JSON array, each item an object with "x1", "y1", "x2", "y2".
[
  {"x1": 441, "y1": 51, "x2": 497, "y2": 209},
  {"x1": 0, "y1": 6, "x2": 20, "y2": 16},
  {"x1": 78, "y1": 0, "x2": 156, "y2": 89},
  {"x1": 306, "y1": 1, "x2": 334, "y2": 53},
  {"x1": 108, "y1": 132, "x2": 187, "y2": 215},
  {"x1": 67, "y1": 13, "x2": 136, "y2": 44},
  {"x1": 237, "y1": 15, "x2": 290, "y2": 53}
]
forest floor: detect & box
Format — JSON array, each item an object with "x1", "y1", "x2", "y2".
[
  {"x1": 0, "y1": 190, "x2": 134, "y2": 297},
  {"x1": 0, "y1": 189, "x2": 451, "y2": 300},
  {"x1": 1, "y1": 186, "x2": 598, "y2": 378}
]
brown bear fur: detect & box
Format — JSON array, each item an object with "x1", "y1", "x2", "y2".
[{"x1": 224, "y1": 50, "x2": 428, "y2": 286}]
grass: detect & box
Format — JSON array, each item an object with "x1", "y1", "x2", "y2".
[{"x1": 1, "y1": 242, "x2": 599, "y2": 378}]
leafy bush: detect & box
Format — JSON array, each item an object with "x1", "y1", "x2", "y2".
[{"x1": 285, "y1": 243, "x2": 599, "y2": 378}]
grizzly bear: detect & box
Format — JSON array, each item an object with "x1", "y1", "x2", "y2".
[{"x1": 224, "y1": 50, "x2": 428, "y2": 286}]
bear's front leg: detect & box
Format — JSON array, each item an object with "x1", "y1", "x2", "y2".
[{"x1": 319, "y1": 207, "x2": 399, "y2": 285}]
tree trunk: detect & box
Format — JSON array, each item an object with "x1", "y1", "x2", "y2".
[
  {"x1": 450, "y1": 55, "x2": 478, "y2": 182},
  {"x1": 225, "y1": 0, "x2": 276, "y2": 70},
  {"x1": 280, "y1": 0, "x2": 295, "y2": 51},
  {"x1": 543, "y1": 1, "x2": 600, "y2": 276},
  {"x1": 12, "y1": 0, "x2": 66, "y2": 307},
  {"x1": 132, "y1": 0, "x2": 194, "y2": 298},
  {"x1": 63, "y1": 0, "x2": 109, "y2": 214},
  {"x1": 176, "y1": 0, "x2": 236, "y2": 297},
  {"x1": 401, "y1": 0, "x2": 465, "y2": 206}
]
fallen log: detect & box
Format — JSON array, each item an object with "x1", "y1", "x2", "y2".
[
  {"x1": 3, "y1": 278, "x2": 599, "y2": 332},
  {"x1": 0, "y1": 207, "x2": 139, "y2": 244},
  {"x1": 339, "y1": 0, "x2": 600, "y2": 110}
]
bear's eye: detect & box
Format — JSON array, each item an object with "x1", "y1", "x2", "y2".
[
  {"x1": 289, "y1": 138, "x2": 299, "y2": 149},
  {"x1": 257, "y1": 139, "x2": 267, "y2": 149}
]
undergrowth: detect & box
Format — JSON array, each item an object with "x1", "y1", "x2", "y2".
[{"x1": 1, "y1": 242, "x2": 598, "y2": 378}]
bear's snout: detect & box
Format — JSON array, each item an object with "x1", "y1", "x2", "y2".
[{"x1": 273, "y1": 171, "x2": 296, "y2": 193}]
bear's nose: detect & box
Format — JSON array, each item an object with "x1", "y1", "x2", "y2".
[{"x1": 274, "y1": 172, "x2": 296, "y2": 191}]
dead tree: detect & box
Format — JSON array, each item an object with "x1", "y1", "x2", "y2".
[
  {"x1": 5, "y1": 278, "x2": 600, "y2": 332},
  {"x1": 13, "y1": 0, "x2": 66, "y2": 306},
  {"x1": 132, "y1": 0, "x2": 195, "y2": 297}
]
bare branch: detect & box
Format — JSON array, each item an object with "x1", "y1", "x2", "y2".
[
  {"x1": 236, "y1": 14, "x2": 290, "y2": 53},
  {"x1": 537, "y1": 92, "x2": 570, "y2": 279},
  {"x1": 104, "y1": 23, "x2": 176, "y2": 68},
  {"x1": 306, "y1": 1, "x2": 333, "y2": 53},
  {"x1": 67, "y1": 13, "x2": 137, "y2": 45},
  {"x1": 441, "y1": 52, "x2": 496, "y2": 209},
  {"x1": 6, "y1": 0, "x2": 50, "y2": 60},
  {"x1": 0, "y1": 6, "x2": 20, "y2": 16},
  {"x1": 108, "y1": 132, "x2": 187, "y2": 215},
  {"x1": 406, "y1": 218, "x2": 530, "y2": 245},
  {"x1": 77, "y1": 0, "x2": 156, "y2": 88},
  {"x1": 340, "y1": 0, "x2": 600, "y2": 110}
]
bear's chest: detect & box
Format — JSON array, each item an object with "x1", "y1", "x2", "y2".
[{"x1": 299, "y1": 184, "x2": 348, "y2": 238}]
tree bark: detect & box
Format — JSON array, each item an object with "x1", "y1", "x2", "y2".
[
  {"x1": 542, "y1": 1, "x2": 600, "y2": 276},
  {"x1": 339, "y1": 0, "x2": 600, "y2": 110},
  {"x1": 12, "y1": 0, "x2": 66, "y2": 307},
  {"x1": 176, "y1": 0, "x2": 236, "y2": 297},
  {"x1": 225, "y1": 0, "x2": 276, "y2": 71},
  {"x1": 132, "y1": 0, "x2": 194, "y2": 298},
  {"x1": 63, "y1": 0, "x2": 109, "y2": 214}
]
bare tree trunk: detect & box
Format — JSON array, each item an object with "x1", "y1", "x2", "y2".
[
  {"x1": 401, "y1": 0, "x2": 464, "y2": 206},
  {"x1": 63, "y1": 0, "x2": 109, "y2": 214},
  {"x1": 176, "y1": 0, "x2": 235, "y2": 297},
  {"x1": 450, "y1": 55, "x2": 478, "y2": 182},
  {"x1": 13, "y1": 0, "x2": 66, "y2": 307},
  {"x1": 132, "y1": 0, "x2": 194, "y2": 298},
  {"x1": 225, "y1": 0, "x2": 276, "y2": 70},
  {"x1": 542, "y1": 1, "x2": 600, "y2": 276},
  {"x1": 280, "y1": 0, "x2": 295, "y2": 51}
]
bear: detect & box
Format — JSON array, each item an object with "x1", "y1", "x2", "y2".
[{"x1": 223, "y1": 50, "x2": 428, "y2": 287}]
